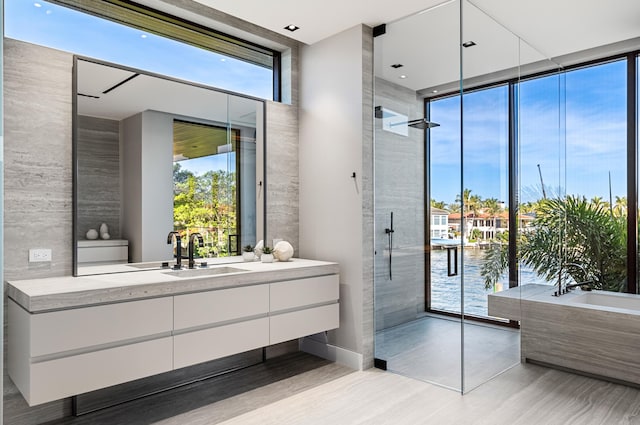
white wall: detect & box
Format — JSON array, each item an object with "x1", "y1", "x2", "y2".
[
  {"x1": 299, "y1": 25, "x2": 373, "y2": 365},
  {"x1": 121, "y1": 111, "x2": 174, "y2": 262}
]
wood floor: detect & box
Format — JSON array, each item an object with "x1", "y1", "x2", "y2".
[{"x1": 45, "y1": 351, "x2": 640, "y2": 425}]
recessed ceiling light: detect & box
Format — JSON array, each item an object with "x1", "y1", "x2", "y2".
[
  {"x1": 432, "y1": 89, "x2": 439, "y2": 93},
  {"x1": 399, "y1": 75, "x2": 407, "y2": 79},
  {"x1": 140, "y1": 34, "x2": 148, "y2": 39},
  {"x1": 284, "y1": 24, "x2": 300, "y2": 32},
  {"x1": 220, "y1": 58, "x2": 226, "y2": 62},
  {"x1": 33, "y1": 3, "x2": 42, "y2": 7},
  {"x1": 390, "y1": 63, "x2": 404, "y2": 69},
  {"x1": 462, "y1": 41, "x2": 477, "y2": 48}
]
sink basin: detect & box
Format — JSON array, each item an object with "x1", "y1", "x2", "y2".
[
  {"x1": 569, "y1": 292, "x2": 640, "y2": 311},
  {"x1": 127, "y1": 261, "x2": 173, "y2": 270},
  {"x1": 162, "y1": 266, "x2": 248, "y2": 278}
]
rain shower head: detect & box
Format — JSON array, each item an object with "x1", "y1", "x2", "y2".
[
  {"x1": 389, "y1": 118, "x2": 440, "y2": 129},
  {"x1": 375, "y1": 106, "x2": 440, "y2": 131},
  {"x1": 407, "y1": 118, "x2": 440, "y2": 129}
]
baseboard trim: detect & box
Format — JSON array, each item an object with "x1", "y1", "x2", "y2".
[{"x1": 299, "y1": 337, "x2": 363, "y2": 371}]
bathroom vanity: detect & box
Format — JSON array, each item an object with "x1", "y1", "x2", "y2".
[{"x1": 7, "y1": 259, "x2": 339, "y2": 406}]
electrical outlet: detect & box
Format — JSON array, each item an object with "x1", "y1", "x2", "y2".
[{"x1": 29, "y1": 249, "x2": 52, "y2": 263}]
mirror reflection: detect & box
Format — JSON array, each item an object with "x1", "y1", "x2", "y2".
[{"x1": 75, "y1": 58, "x2": 264, "y2": 276}]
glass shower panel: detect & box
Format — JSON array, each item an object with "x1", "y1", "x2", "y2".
[
  {"x1": 228, "y1": 95, "x2": 261, "y2": 252},
  {"x1": 459, "y1": 0, "x2": 526, "y2": 393},
  {"x1": 563, "y1": 61, "x2": 627, "y2": 292},
  {"x1": 373, "y1": 0, "x2": 463, "y2": 391},
  {"x1": 518, "y1": 70, "x2": 565, "y2": 288}
]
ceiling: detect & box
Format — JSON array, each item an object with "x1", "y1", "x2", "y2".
[
  {"x1": 77, "y1": 60, "x2": 259, "y2": 124},
  {"x1": 78, "y1": 1, "x2": 640, "y2": 105},
  {"x1": 194, "y1": 0, "x2": 640, "y2": 51},
  {"x1": 192, "y1": 0, "x2": 640, "y2": 92}
]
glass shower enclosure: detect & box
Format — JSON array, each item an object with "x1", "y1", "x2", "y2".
[{"x1": 373, "y1": 0, "x2": 563, "y2": 392}]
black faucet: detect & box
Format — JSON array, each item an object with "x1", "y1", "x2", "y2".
[
  {"x1": 188, "y1": 233, "x2": 204, "y2": 269},
  {"x1": 167, "y1": 231, "x2": 182, "y2": 270},
  {"x1": 554, "y1": 262, "x2": 593, "y2": 296}
]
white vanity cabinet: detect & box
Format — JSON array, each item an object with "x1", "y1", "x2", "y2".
[
  {"x1": 7, "y1": 262, "x2": 340, "y2": 407},
  {"x1": 269, "y1": 275, "x2": 340, "y2": 345},
  {"x1": 173, "y1": 285, "x2": 270, "y2": 369},
  {"x1": 8, "y1": 297, "x2": 173, "y2": 406}
]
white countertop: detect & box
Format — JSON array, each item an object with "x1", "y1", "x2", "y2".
[{"x1": 7, "y1": 258, "x2": 339, "y2": 313}]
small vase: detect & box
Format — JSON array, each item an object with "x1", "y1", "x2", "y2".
[
  {"x1": 242, "y1": 252, "x2": 255, "y2": 262},
  {"x1": 261, "y1": 253, "x2": 274, "y2": 263}
]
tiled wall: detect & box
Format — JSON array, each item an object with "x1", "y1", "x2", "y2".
[
  {"x1": 4, "y1": 38, "x2": 75, "y2": 425},
  {"x1": 76, "y1": 115, "x2": 121, "y2": 240},
  {"x1": 265, "y1": 101, "x2": 299, "y2": 252},
  {"x1": 373, "y1": 77, "x2": 426, "y2": 331}
]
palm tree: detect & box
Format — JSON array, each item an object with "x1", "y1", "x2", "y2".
[
  {"x1": 613, "y1": 196, "x2": 627, "y2": 217},
  {"x1": 590, "y1": 196, "x2": 611, "y2": 212},
  {"x1": 483, "y1": 198, "x2": 501, "y2": 239},
  {"x1": 481, "y1": 196, "x2": 626, "y2": 292},
  {"x1": 431, "y1": 199, "x2": 447, "y2": 209},
  {"x1": 455, "y1": 189, "x2": 480, "y2": 240},
  {"x1": 448, "y1": 203, "x2": 461, "y2": 213}
]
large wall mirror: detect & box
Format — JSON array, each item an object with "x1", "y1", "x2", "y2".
[{"x1": 74, "y1": 57, "x2": 265, "y2": 276}]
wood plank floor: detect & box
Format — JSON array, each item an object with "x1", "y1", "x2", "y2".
[{"x1": 46, "y1": 352, "x2": 640, "y2": 425}]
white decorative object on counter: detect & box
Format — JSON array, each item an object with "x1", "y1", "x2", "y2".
[
  {"x1": 242, "y1": 251, "x2": 255, "y2": 262},
  {"x1": 254, "y1": 240, "x2": 264, "y2": 258},
  {"x1": 261, "y1": 252, "x2": 274, "y2": 263},
  {"x1": 86, "y1": 229, "x2": 98, "y2": 240},
  {"x1": 99, "y1": 223, "x2": 110, "y2": 240},
  {"x1": 274, "y1": 241, "x2": 294, "y2": 262}
]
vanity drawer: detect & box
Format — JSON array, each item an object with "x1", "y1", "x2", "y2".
[
  {"x1": 28, "y1": 337, "x2": 172, "y2": 406},
  {"x1": 270, "y1": 275, "x2": 339, "y2": 312},
  {"x1": 174, "y1": 317, "x2": 269, "y2": 369},
  {"x1": 77, "y1": 245, "x2": 128, "y2": 264},
  {"x1": 270, "y1": 303, "x2": 339, "y2": 345},
  {"x1": 28, "y1": 297, "x2": 173, "y2": 357},
  {"x1": 174, "y1": 285, "x2": 269, "y2": 331}
]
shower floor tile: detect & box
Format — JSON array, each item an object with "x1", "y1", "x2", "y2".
[{"x1": 375, "y1": 316, "x2": 520, "y2": 391}]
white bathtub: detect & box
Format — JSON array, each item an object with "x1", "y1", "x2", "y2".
[{"x1": 568, "y1": 291, "x2": 640, "y2": 311}]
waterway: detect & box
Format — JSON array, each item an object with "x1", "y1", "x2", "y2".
[{"x1": 430, "y1": 248, "x2": 551, "y2": 317}]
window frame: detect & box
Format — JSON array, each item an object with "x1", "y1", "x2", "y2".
[
  {"x1": 47, "y1": 0, "x2": 281, "y2": 101},
  {"x1": 426, "y1": 51, "x2": 640, "y2": 303}
]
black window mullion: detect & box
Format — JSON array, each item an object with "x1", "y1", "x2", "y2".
[
  {"x1": 508, "y1": 81, "x2": 519, "y2": 290},
  {"x1": 627, "y1": 53, "x2": 638, "y2": 294}
]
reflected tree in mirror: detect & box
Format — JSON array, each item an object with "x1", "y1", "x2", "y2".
[{"x1": 173, "y1": 163, "x2": 237, "y2": 258}]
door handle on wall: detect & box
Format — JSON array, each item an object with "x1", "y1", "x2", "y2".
[{"x1": 447, "y1": 246, "x2": 458, "y2": 277}]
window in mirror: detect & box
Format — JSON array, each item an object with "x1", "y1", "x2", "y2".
[
  {"x1": 172, "y1": 120, "x2": 243, "y2": 259},
  {"x1": 5, "y1": 0, "x2": 276, "y2": 100}
]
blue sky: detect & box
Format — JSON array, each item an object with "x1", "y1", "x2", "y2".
[
  {"x1": 430, "y1": 60, "x2": 628, "y2": 205},
  {"x1": 5, "y1": 0, "x2": 273, "y2": 100}
]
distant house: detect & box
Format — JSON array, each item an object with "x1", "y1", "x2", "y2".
[
  {"x1": 447, "y1": 210, "x2": 534, "y2": 240},
  {"x1": 430, "y1": 207, "x2": 450, "y2": 238}
]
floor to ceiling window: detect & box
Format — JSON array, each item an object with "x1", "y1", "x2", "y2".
[
  {"x1": 429, "y1": 85, "x2": 509, "y2": 317},
  {"x1": 429, "y1": 56, "x2": 633, "y2": 309}
]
